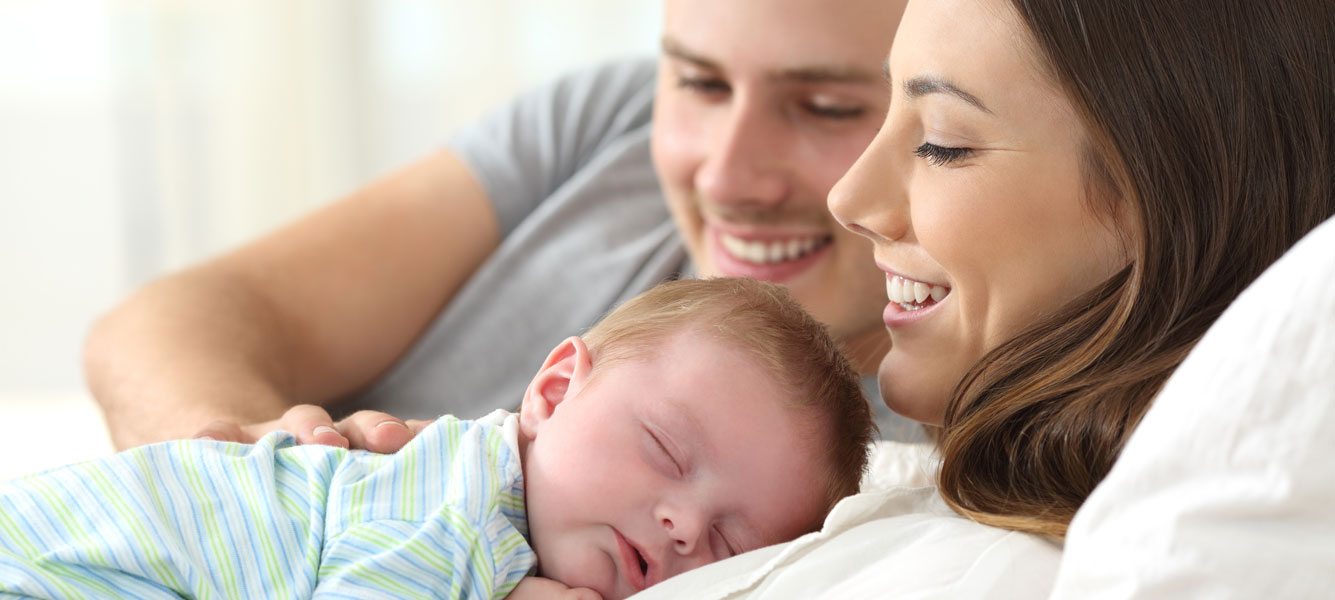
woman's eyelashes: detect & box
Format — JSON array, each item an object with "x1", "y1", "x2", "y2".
[{"x1": 914, "y1": 141, "x2": 972, "y2": 166}]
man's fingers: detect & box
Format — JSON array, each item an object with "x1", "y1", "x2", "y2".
[
  {"x1": 277, "y1": 405, "x2": 348, "y2": 449},
  {"x1": 193, "y1": 420, "x2": 246, "y2": 443},
  {"x1": 336, "y1": 410, "x2": 415, "y2": 453},
  {"x1": 193, "y1": 405, "x2": 422, "y2": 453}
]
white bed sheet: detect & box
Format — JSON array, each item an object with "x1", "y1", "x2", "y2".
[
  {"x1": 629, "y1": 441, "x2": 1062, "y2": 599},
  {"x1": 0, "y1": 392, "x2": 113, "y2": 482}
]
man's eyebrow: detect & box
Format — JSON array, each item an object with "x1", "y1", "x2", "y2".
[
  {"x1": 903, "y1": 75, "x2": 993, "y2": 114},
  {"x1": 661, "y1": 36, "x2": 719, "y2": 71},
  {"x1": 661, "y1": 36, "x2": 879, "y2": 85}
]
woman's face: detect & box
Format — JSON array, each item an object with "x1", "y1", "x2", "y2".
[
  {"x1": 828, "y1": 0, "x2": 1132, "y2": 425},
  {"x1": 652, "y1": 0, "x2": 907, "y2": 372}
]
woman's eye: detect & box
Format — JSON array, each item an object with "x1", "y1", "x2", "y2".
[
  {"x1": 677, "y1": 76, "x2": 731, "y2": 96},
  {"x1": 914, "y1": 141, "x2": 972, "y2": 166}
]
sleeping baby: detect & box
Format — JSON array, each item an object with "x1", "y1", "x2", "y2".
[{"x1": 0, "y1": 277, "x2": 874, "y2": 600}]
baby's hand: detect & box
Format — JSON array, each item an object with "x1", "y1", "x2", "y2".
[{"x1": 506, "y1": 576, "x2": 603, "y2": 600}]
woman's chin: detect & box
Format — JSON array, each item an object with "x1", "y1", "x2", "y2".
[{"x1": 877, "y1": 356, "x2": 949, "y2": 427}]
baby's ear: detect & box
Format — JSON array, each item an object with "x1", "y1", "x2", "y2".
[{"x1": 519, "y1": 336, "x2": 593, "y2": 440}]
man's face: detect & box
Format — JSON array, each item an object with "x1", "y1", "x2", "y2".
[
  {"x1": 520, "y1": 331, "x2": 828, "y2": 599},
  {"x1": 651, "y1": 0, "x2": 908, "y2": 371}
]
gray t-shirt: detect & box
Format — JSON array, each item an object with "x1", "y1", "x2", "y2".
[{"x1": 344, "y1": 57, "x2": 922, "y2": 442}]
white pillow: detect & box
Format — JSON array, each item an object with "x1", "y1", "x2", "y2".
[
  {"x1": 1052, "y1": 216, "x2": 1335, "y2": 598},
  {"x1": 630, "y1": 442, "x2": 1062, "y2": 599}
]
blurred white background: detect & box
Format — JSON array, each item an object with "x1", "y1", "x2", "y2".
[{"x1": 0, "y1": 0, "x2": 661, "y2": 478}]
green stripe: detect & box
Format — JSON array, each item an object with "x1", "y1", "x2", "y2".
[
  {"x1": 26, "y1": 476, "x2": 111, "y2": 566},
  {"x1": 317, "y1": 528, "x2": 422, "y2": 597},
  {"x1": 180, "y1": 446, "x2": 240, "y2": 599},
  {"x1": 84, "y1": 462, "x2": 187, "y2": 590},
  {"x1": 494, "y1": 578, "x2": 521, "y2": 600},
  {"x1": 403, "y1": 435, "x2": 418, "y2": 518},
  {"x1": 130, "y1": 450, "x2": 189, "y2": 589},
  {"x1": 498, "y1": 492, "x2": 524, "y2": 512},
  {"x1": 439, "y1": 507, "x2": 494, "y2": 593},
  {"x1": 0, "y1": 515, "x2": 88, "y2": 599},
  {"x1": 232, "y1": 452, "x2": 288, "y2": 597}
]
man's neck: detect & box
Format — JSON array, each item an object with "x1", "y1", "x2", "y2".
[{"x1": 841, "y1": 327, "x2": 891, "y2": 375}]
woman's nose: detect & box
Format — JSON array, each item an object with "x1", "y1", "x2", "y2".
[
  {"x1": 694, "y1": 100, "x2": 790, "y2": 211},
  {"x1": 828, "y1": 119, "x2": 909, "y2": 242}
]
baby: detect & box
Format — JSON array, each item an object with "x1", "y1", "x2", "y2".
[{"x1": 0, "y1": 278, "x2": 874, "y2": 600}]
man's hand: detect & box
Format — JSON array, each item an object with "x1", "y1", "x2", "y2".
[
  {"x1": 192, "y1": 405, "x2": 431, "y2": 453},
  {"x1": 506, "y1": 576, "x2": 603, "y2": 600}
]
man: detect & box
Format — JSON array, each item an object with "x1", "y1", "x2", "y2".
[{"x1": 85, "y1": 0, "x2": 914, "y2": 450}]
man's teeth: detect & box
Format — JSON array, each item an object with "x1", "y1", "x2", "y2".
[
  {"x1": 886, "y1": 275, "x2": 948, "y2": 310},
  {"x1": 721, "y1": 233, "x2": 827, "y2": 265}
]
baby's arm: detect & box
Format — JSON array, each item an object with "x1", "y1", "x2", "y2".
[{"x1": 506, "y1": 576, "x2": 603, "y2": 600}]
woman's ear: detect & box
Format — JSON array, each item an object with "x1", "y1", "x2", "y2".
[{"x1": 518, "y1": 336, "x2": 593, "y2": 440}]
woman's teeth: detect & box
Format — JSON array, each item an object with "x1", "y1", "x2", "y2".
[
  {"x1": 721, "y1": 233, "x2": 830, "y2": 264},
  {"x1": 887, "y1": 275, "x2": 948, "y2": 311}
]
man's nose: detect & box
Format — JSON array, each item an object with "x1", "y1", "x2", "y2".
[{"x1": 694, "y1": 99, "x2": 790, "y2": 210}]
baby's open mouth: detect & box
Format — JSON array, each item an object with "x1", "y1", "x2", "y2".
[{"x1": 635, "y1": 547, "x2": 648, "y2": 576}]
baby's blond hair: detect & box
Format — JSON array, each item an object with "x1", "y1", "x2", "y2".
[{"x1": 583, "y1": 277, "x2": 873, "y2": 518}]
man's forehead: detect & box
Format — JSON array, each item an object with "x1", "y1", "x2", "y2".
[{"x1": 660, "y1": 35, "x2": 881, "y2": 85}]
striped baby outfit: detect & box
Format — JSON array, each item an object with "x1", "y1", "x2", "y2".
[{"x1": 0, "y1": 410, "x2": 534, "y2": 599}]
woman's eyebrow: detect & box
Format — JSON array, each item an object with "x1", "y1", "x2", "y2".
[{"x1": 903, "y1": 75, "x2": 993, "y2": 115}]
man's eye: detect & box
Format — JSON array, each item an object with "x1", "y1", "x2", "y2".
[
  {"x1": 914, "y1": 141, "x2": 972, "y2": 166},
  {"x1": 805, "y1": 103, "x2": 865, "y2": 119},
  {"x1": 677, "y1": 76, "x2": 731, "y2": 95}
]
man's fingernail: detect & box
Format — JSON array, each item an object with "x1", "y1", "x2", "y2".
[
  {"x1": 375, "y1": 420, "x2": 407, "y2": 430},
  {"x1": 312, "y1": 426, "x2": 339, "y2": 437}
]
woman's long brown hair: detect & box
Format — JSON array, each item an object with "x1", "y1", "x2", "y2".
[{"x1": 937, "y1": 0, "x2": 1335, "y2": 538}]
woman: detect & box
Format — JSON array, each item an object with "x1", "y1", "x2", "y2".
[
  {"x1": 633, "y1": 0, "x2": 1332, "y2": 596},
  {"x1": 830, "y1": 0, "x2": 1334, "y2": 538}
]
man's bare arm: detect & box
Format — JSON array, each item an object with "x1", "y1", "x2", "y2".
[{"x1": 85, "y1": 150, "x2": 500, "y2": 449}]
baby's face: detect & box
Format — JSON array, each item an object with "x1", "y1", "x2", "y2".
[{"x1": 520, "y1": 332, "x2": 830, "y2": 599}]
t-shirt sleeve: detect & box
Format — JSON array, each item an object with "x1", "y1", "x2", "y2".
[{"x1": 446, "y1": 56, "x2": 658, "y2": 236}]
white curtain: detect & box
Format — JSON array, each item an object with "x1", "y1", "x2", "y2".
[{"x1": 0, "y1": 0, "x2": 661, "y2": 394}]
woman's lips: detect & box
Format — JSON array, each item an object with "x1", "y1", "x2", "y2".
[
  {"x1": 880, "y1": 271, "x2": 950, "y2": 328},
  {"x1": 883, "y1": 295, "x2": 947, "y2": 328}
]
